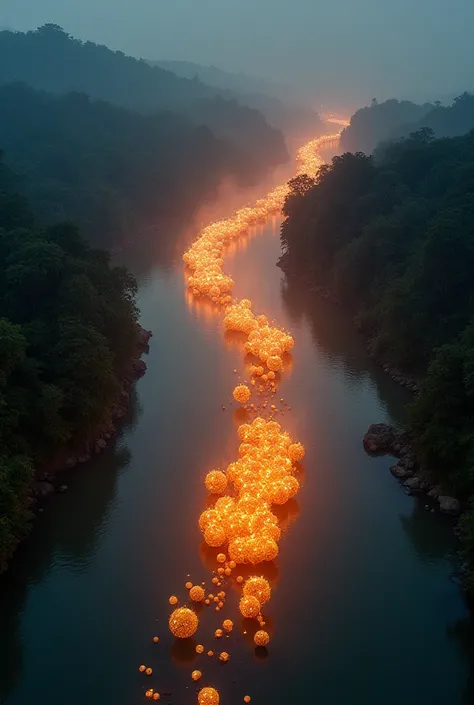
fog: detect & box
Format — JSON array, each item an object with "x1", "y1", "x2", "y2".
[{"x1": 2, "y1": 0, "x2": 474, "y2": 109}]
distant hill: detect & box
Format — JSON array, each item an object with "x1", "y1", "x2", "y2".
[
  {"x1": 0, "y1": 25, "x2": 288, "y2": 172},
  {"x1": 152, "y1": 59, "x2": 322, "y2": 139},
  {"x1": 341, "y1": 94, "x2": 474, "y2": 156},
  {"x1": 0, "y1": 82, "x2": 280, "y2": 248},
  {"x1": 390, "y1": 92, "x2": 474, "y2": 141},
  {"x1": 152, "y1": 60, "x2": 289, "y2": 100},
  {"x1": 339, "y1": 99, "x2": 433, "y2": 154}
]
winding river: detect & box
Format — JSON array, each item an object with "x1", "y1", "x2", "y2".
[{"x1": 0, "y1": 133, "x2": 473, "y2": 705}]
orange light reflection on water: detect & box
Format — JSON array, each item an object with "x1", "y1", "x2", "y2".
[{"x1": 144, "y1": 125, "x2": 347, "y2": 704}]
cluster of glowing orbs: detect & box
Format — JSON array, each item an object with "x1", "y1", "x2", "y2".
[
  {"x1": 239, "y1": 595, "x2": 261, "y2": 619},
  {"x1": 204, "y1": 470, "x2": 228, "y2": 495},
  {"x1": 199, "y1": 418, "x2": 304, "y2": 561},
  {"x1": 189, "y1": 585, "x2": 205, "y2": 602},
  {"x1": 233, "y1": 384, "x2": 251, "y2": 404},
  {"x1": 243, "y1": 577, "x2": 271, "y2": 605},
  {"x1": 198, "y1": 687, "x2": 220, "y2": 705},
  {"x1": 224, "y1": 300, "x2": 294, "y2": 374},
  {"x1": 168, "y1": 608, "x2": 199, "y2": 639}
]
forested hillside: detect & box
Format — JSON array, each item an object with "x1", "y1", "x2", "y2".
[
  {"x1": 153, "y1": 59, "x2": 322, "y2": 137},
  {"x1": 279, "y1": 129, "x2": 474, "y2": 593},
  {"x1": 0, "y1": 83, "x2": 280, "y2": 247},
  {"x1": 0, "y1": 159, "x2": 141, "y2": 569},
  {"x1": 339, "y1": 98, "x2": 433, "y2": 153},
  {"x1": 0, "y1": 25, "x2": 288, "y2": 174},
  {"x1": 340, "y1": 93, "x2": 474, "y2": 155}
]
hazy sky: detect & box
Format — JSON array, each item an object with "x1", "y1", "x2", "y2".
[{"x1": 2, "y1": 0, "x2": 474, "y2": 108}]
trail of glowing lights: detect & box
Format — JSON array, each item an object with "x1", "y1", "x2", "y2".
[{"x1": 139, "y1": 125, "x2": 343, "y2": 705}]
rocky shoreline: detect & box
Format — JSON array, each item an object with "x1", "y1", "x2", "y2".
[
  {"x1": 30, "y1": 324, "x2": 152, "y2": 503},
  {"x1": 363, "y1": 423, "x2": 461, "y2": 516}
]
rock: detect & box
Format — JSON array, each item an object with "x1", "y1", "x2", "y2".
[
  {"x1": 438, "y1": 496, "x2": 461, "y2": 515},
  {"x1": 428, "y1": 485, "x2": 442, "y2": 499},
  {"x1": 132, "y1": 358, "x2": 147, "y2": 377},
  {"x1": 363, "y1": 423, "x2": 395, "y2": 453},
  {"x1": 390, "y1": 464, "x2": 413, "y2": 480},
  {"x1": 94, "y1": 438, "x2": 107, "y2": 453},
  {"x1": 32, "y1": 481, "x2": 55, "y2": 498},
  {"x1": 137, "y1": 326, "x2": 152, "y2": 348},
  {"x1": 65, "y1": 456, "x2": 78, "y2": 468},
  {"x1": 78, "y1": 454, "x2": 91, "y2": 464},
  {"x1": 404, "y1": 476, "x2": 421, "y2": 490}
]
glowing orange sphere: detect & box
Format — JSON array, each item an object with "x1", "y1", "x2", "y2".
[
  {"x1": 254, "y1": 630, "x2": 270, "y2": 646},
  {"x1": 233, "y1": 385, "x2": 251, "y2": 404},
  {"x1": 139, "y1": 665, "x2": 146, "y2": 673},
  {"x1": 204, "y1": 524, "x2": 226, "y2": 547},
  {"x1": 288, "y1": 442, "x2": 305, "y2": 462},
  {"x1": 217, "y1": 553, "x2": 226, "y2": 563},
  {"x1": 153, "y1": 636, "x2": 159, "y2": 643},
  {"x1": 189, "y1": 585, "x2": 205, "y2": 602},
  {"x1": 169, "y1": 595, "x2": 178, "y2": 605},
  {"x1": 196, "y1": 644, "x2": 204, "y2": 654},
  {"x1": 239, "y1": 595, "x2": 261, "y2": 619},
  {"x1": 192, "y1": 670, "x2": 202, "y2": 681},
  {"x1": 219, "y1": 651, "x2": 230, "y2": 662},
  {"x1": 222, "y1": 619, "x2": 233, "y2": 632},
  {"x1": 153, "y1": 694, "x2": 160, "y2": 702},
  {"x1": 146, "y1": 667, "x2": 153, "y2": 676},
  {"x1": 198, "y1": 687, "x2": 220, "y2": 705},
  {"x1": 205, "y1": 470, "x2": 228, "y2": 495},
  {"x1": 244, "y1": 697, "x2": 251, "y2": 703},
  {"x1": 169, "y1": 608, "x2": 199, "y2": 638},
  {"x1": 243, "y1": 577, "x2": 271, "y2": 605},
  {"x1": 185, "y1": 581, "x2": 193, "y2": 589},
  {"x1": 214, "y1": 629, "x2": 223, "y2": 638}
]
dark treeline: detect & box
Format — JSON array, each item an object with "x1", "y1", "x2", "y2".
[
  {"x1": 0, "y1": 83, "x2": 270, "y2": 247},
  {"x1": 0, "y1": 25, "x2": 288, "y2": 174},
  {"x1": 279, "y1": 128, "x2": 474, "y2": 594},
  {"x1": 340, "y1": 93, "x2": 474, "y2": 154},
  {"x1": 0, "y1": 157, "x2": 141, "y2": 568}
]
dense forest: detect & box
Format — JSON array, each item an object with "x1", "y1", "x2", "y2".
[
  {"x1": 0, "y1": 82, "x2": 281, "y2": 247},
  {"x1": 279, "y1": 129, "x2": 474, "y2": 594},
  {"x1": 0, "y1": 25, "x2": 289, "y2": 167},
  {"x1": 0, "y1": 157, "x2": 141, "y2": 569},
  {"x1": 340, "y1": 93, "x2": 474, "y2": 154}
]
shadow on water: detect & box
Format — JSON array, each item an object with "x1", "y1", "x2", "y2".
[
  {"x1": 280, "y1": 274, "x2": 412, "y2": 426},
  {"x1": 0, "y1": 391, "x2": 141, "y2": 703}
]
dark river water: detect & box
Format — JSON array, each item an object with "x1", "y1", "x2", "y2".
[{"x1": 1, "y1": 190, "x2": 474, "y2": 705}]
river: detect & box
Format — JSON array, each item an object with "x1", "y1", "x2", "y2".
[{"x1": 1, "y1": 149, "x2": 474, "y2": 705}]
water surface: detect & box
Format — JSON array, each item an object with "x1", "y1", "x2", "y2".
[{"x1": 0, "y1": 209, "x2": 473, "y2": 705}]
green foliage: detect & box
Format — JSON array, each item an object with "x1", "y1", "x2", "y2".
[
  {"x1": 280, "y1": 128, "x2": 474, "y2": 592},
  {"x1": 0, "y1": 162, "x2": 140, "y2": 569}
]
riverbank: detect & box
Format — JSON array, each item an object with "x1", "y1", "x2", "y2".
[{"x1": 30, "y1": 324, "x2": 152, "y2": 503}]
